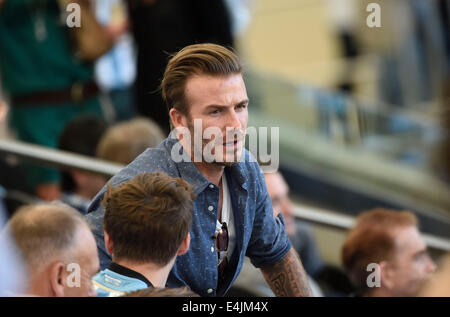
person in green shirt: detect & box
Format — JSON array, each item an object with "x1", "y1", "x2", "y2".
[{"x1": 0, "y1": 0, "x2": 112, "y2": 200}]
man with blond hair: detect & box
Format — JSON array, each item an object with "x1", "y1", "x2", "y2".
[
  {"x1": 96, "y1": 117, "x2": 165, "y2": 165},
  {"x1": 6, "y1": 203, "x2": 99, "y2": 297}
]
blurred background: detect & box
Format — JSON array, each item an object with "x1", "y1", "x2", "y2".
[
  {"x1": 0, "y1": 0, "x2": 449, "y2": 296},
  {"x1": 236, "y1": 0, "x2": 450, "y2": 263}
]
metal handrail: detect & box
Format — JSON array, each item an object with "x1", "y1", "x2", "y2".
[
  {"x1": 292, "y1": 205, "x2": 450, "y2": 252},
  {"x1": 0, "y1": 139, "x2": 123, "y2": 176},
  {"x1": 1, "y1": 138, "x2": 449, "y2": 251}
]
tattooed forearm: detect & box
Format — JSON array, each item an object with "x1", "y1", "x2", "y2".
[{"x1": 260, "y1": 248, "x2": 312, "y2": 297}]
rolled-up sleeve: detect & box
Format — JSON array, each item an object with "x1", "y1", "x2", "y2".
[{"x1": 246, "y1": 169, "x2": 292, "y2": 268}]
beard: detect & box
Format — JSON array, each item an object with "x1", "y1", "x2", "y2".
[
  {"x1": 186, "y1": 119, "x2": 245, "y2": 166},
  {"x1": 212, "y1": 160, "x2": 238, "y2": 167}
]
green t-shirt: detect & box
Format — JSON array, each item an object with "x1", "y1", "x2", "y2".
[{"x1": 0, "y1": 0, "x2": 93, "y2": 95}]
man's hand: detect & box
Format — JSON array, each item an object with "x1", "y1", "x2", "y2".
[{"x1": 260, "y1": 247, "x2": 313, "y2": 297}]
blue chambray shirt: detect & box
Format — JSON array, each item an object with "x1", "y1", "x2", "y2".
[{"x1": 86, "y1": 135, "x2": 291, "y2": 297}]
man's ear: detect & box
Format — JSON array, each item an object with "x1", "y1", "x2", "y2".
[
  {"x1": 379, "y1": 261, "x2": 394, "y2": 290},
  {"x1": 49, "y1": 262, "x2": 66, "y2": 297},
  {"x1": 177, "y1": 233, "x2": 191, "y2": 256},
  {"x1": 169, "y1": 108, "x2": 187, "y2": 128},
  {"x1": 104, "y1": 231, "x2": 114, "y2": 255}
]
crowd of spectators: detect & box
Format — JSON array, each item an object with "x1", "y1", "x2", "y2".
[{"x1": 0, "y1": 0, "x2": 449, "y2": 298}]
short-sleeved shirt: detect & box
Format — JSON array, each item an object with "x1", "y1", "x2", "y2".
[
  {"x1": 86, "y1": 134, "x2": 291, "y2": 297},
  {"x1": 93, "y1": 262, "x2": 153, "y2": 297}
]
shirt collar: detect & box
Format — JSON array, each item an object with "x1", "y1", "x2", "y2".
[
  {"x1": 107, "y1": 262, "x2": 153, "y2": 288},
  {"x1": 163, "y1": 135, "x2": 214, "y2": 195}
]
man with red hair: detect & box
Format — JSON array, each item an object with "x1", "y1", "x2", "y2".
[{"x1": 342, "y1": 208, "x2": 436, "y2": 297}]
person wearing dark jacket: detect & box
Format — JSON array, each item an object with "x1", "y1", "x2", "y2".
[{"x1": 126, "y1": 0, "x2": 234, "y2": 134}]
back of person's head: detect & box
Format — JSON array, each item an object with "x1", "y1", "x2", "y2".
[
  {"x1": 58, "y1": 114, "x2": 108, "y2": 193},
  {"x1": 5, "y1": 203, "x2": 99, "y2": 297},
  {"x1": 124, "y1": 286, "x2": 199, "y2": 297},
  {"x1": 96, "y1": 117, "x2": 165, "y2": 165},
  {"x1": 341, "y1": 208, "x2": 436, "y2": 296},
  {"x1": 161, "y1": 43, "x2": 242, "y2": 117},
  {"x1": 102, "y1": 172, "x2": 195, "y2": 266}
]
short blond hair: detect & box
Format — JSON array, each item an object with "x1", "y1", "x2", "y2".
[
  {"x1": 5, "y1": 203, "x2": 88, "y2": 273},
  {"x1": 97, "y1": 117, "x2": 165, "y2": 165}
]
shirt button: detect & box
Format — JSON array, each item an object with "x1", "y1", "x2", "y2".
[
  {"x1": 209, "y1": 184, "x2": 214, "y2": 189},
  {"x1": 207, "y1": 289, "x2": 213, "y2": 294},
  {"x1": 211, "y1": 247, "x2": 215, "y2": 252},
  {"x1": 208, "y1": 206, "x2": 214, "y2": 211}
]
